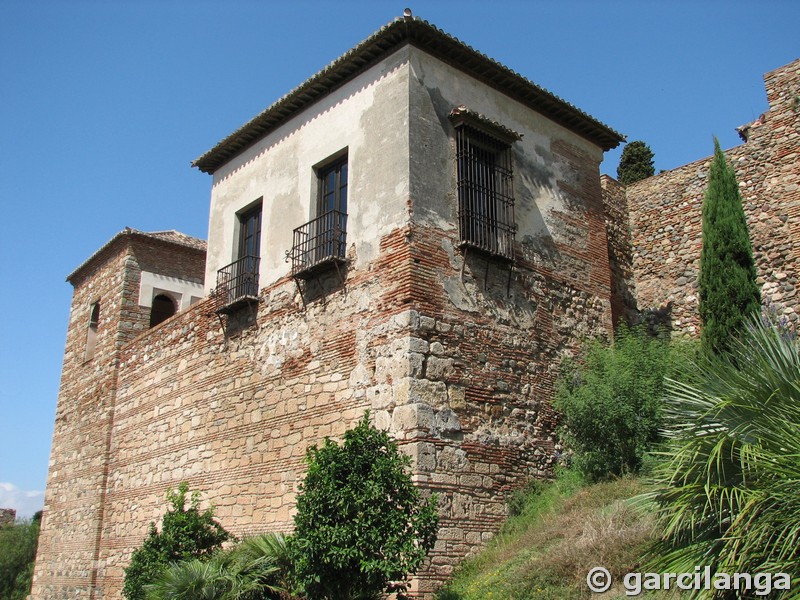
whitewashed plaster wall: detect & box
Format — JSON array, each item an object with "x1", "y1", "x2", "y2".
[{"x1": 204, "y1": 47, "x2": 412, "y2": 293}]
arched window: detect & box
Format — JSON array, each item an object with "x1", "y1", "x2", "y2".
[
  {"x1": 149, "y1": 294, "x2": 177, "y2": 328},
  {"x1": 85, "y1": 302, "x2": 100, "y2": 361}
]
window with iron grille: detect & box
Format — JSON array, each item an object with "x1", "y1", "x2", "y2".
[
  {"x1": 454, "y1": 123, "x2": 516, "y2": 260},
  {"x1": 289, "y1": 154, "x2": 348, "y2": 278}
]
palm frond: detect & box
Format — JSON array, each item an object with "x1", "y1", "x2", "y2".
[{"x1": 646, "y1": 316, "x2": 800, "y2": 594}]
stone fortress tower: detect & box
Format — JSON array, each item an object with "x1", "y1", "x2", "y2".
[
  {"x1": 33, "y1": 10, "x2": 800, "y2": 599},
  {"x1": 34, "y1": 13, "x2": 626, "y2": 599},
  {"x1": 32, "y1": 229, "x2": 205, "y2": 597},
  {"x1": 53, "y1": 10, "x2": 800, "y2": 598}
]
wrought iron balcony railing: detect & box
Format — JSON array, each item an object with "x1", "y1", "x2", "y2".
[
  {"x1": 289, "y1": 210, "x2": 347, "y2": 279},
  {"x1": 215, "y1": 255, "x2": 260, "y2": 313}
]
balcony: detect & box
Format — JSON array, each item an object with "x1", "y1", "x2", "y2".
[
  {"x1": 288, "y1": 210, "x2": 348, "y2": 280},
  {"x1": 215, "y1": 255, "x2": 260, "y2": 314}
]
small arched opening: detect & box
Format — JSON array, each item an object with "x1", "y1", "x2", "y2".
[{"x1": 149, "y1": 294, "x2": 177, "y2": 328}]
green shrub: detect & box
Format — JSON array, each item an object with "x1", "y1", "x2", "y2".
[
  {"x1": 123, "y1": 483, "x2": 231, "y2": 600},
  {"x1": 143, "y1": 533, "x2": 291, "y2": 600},
  {"x1": 554, "y1": 327, "x2": 695, "y2": 481},
  {"x1": 0, "y1": 513, "x2": 40, "y2": 600},
  {"x1": 290, "y1": 413, "x2": 439, "y2": 600},
  {"x1": 647, "y1": 317, "x2": 800, "y2": 596}
]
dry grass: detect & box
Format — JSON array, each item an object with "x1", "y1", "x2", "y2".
[{"x1": 437, "y1": 474, "x2": 658, "y2": 600}]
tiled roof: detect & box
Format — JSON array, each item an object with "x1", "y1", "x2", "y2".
[
  {"x1": 67, "y1": 227, "x2": 206, "y2": 283},
  {"x1": 141, "y1": 229, "x2": 208, "y2": 252},
  {"x1": 192, "y1": 14, "x2": 624, "y2": 174},
  {"x1": 448, "y1": 105, "x2": 523, "y2": 143}
]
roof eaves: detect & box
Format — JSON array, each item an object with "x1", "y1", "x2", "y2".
[
  {"x1": 192, "y1": 16, "x2": 624, "y2": 174},
  {"x1": 66, "y1": 227, "x2": 207, "y2": 284}
]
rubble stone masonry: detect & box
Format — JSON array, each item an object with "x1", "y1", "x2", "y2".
[
  {"x1": 32, "y1": 232, "x2": 205, "y2": 599},
  {"x1": 624, "y1": 59, "x2": 800, "y2": 333},
  {"x1": 33, "y1": 143, "x2": 612, "y2": 600},
  {"x1": 34, "y1": 53, "x2": 799, "y2": 600},
  {"x1": 56, "y1": 203, "x2": 611, "y2": 599}
]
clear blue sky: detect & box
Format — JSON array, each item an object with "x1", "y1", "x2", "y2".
[{"x1": 1, "y1": 0, "x2": 797, "y2": 519}]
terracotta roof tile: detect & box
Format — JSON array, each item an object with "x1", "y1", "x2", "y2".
[{"x1": 193, "y1": 15, "x2": 624, "y2": 174}]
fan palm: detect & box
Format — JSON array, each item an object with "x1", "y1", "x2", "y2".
[
  {"x1": 646, "y1": 317, "x2": 800, "y2": 597},
  {"x1": 225, "y1": 533, "x2": 292, "y2": 600},
  {"x1": 143, "y1": 534, "x2": 292, "y2": 600},
  {"x1": 144, "y1": 558, "x2": 230, "y2": 600}
]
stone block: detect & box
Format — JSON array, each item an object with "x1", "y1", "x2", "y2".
[
  {"x1": 447, "y1": 385, "x2": 466, "y2": 409},
  {"x1": 433, "y1": 408, "x2": 461, "y2": 434},
  {"x1": 394, "y1": 377, "x2": 447, "y2": 406},
  {"x1": 348, "y1": 363, "x2": 373, "y2": 387},
  {"x1": 426, "y1": 356, "x2": 454, "y2": 380},
  {"x1": 391, "y1": 402, "x2": 434, "y2": 432},
  {"x1": 437, "y1": 446, "x2": 468, "y2": 472},
  {"x1": 373, "y1": 410, "x2": 391, "y2": 431},
  {"x1": 409, "y1": 337, "x2": 429, "y2": 353},
  {"x1": 415, "y1": 441, "x2": 437, "y2": 472}
]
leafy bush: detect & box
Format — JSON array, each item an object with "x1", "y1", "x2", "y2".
[
  {"x1": 290, "y1": 413, "x2": 439, "y2": 600},
  {"x1": 647, "y1": 317, "x2": 800, "y2": 596},
  {"x1": 554, "y1": 327, "x2": 695, "y2": 481},
  {"x1": 123, "y1": 483, "x2": 231, "y2": 600},
  {"x1": 0, "y1": 513, "x2": 40, "y2": 600}
]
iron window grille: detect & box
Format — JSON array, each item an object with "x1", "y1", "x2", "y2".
[{"x1": 454, "y1": 122, "x2": 517, "y2": 261}]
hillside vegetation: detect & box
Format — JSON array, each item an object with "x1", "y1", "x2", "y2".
[{"x1": 437, "y1": 472, "x2": 658, "y2": 600}]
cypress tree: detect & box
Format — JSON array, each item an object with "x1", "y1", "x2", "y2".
[
  {"x1": 698, "y1": 139, "x2": 760, "y2": 355},
  {"x1": 617, "y1": 140, "x2": 655, "y2": 185}
]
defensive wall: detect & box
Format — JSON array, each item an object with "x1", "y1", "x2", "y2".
[{"x1": 619, "y1": 58, "x2": 800, "y2": 333}]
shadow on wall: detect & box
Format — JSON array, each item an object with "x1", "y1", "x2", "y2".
[{"x1": 634, "y1": 302, "x2": 674, "y2": 337}]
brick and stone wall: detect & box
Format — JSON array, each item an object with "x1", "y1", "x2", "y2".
[
  {"x1": 35, "y1": 36, "x2": 619, "y2": 600},
  {"x1": 35, "y1": 137, "x2": 613, "y2": 600},
  {"x1": 32, "y1": 232, "x2": 205, "y2": 599},
  {"x1": 80, "y1": 221, "x2": 611, "y2": 599},
  {"x1": 601, "y1": 175, "x2": 638, "y2": 326},
  {"x1": 625, "y1": 59, "x2": 800, "y2": 333}
]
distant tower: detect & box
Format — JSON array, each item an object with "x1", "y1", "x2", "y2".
[{"x1": 32, "y1": 229, "x2": 205, "y2": 599}]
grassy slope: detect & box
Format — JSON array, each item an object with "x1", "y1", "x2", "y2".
[{"x1": 436, "y1": 473, "x2": 659, "y2": 600}]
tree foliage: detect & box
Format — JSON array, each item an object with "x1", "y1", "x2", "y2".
[
  {"x1": 123, "y1": 483, "x2": 232, "y2": 600},
  {"x1": 554, "y1": 327, "x2": 695, "y2": 481},
  {"x1": 647, "y1": 317, "x2": 800, "y2": 597},
  {"x1": 290, "y1": 414, "x2": 439, "y2": 600},
  {"x1": 698, "y1": 139, "x2": 761, "y2": 355},
  {"x1": 616, "y1": 140, "x2": 655, "y2": 185},
  {"x1": 0, "y1": 513, "x2": 41, "y2": 600}
]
